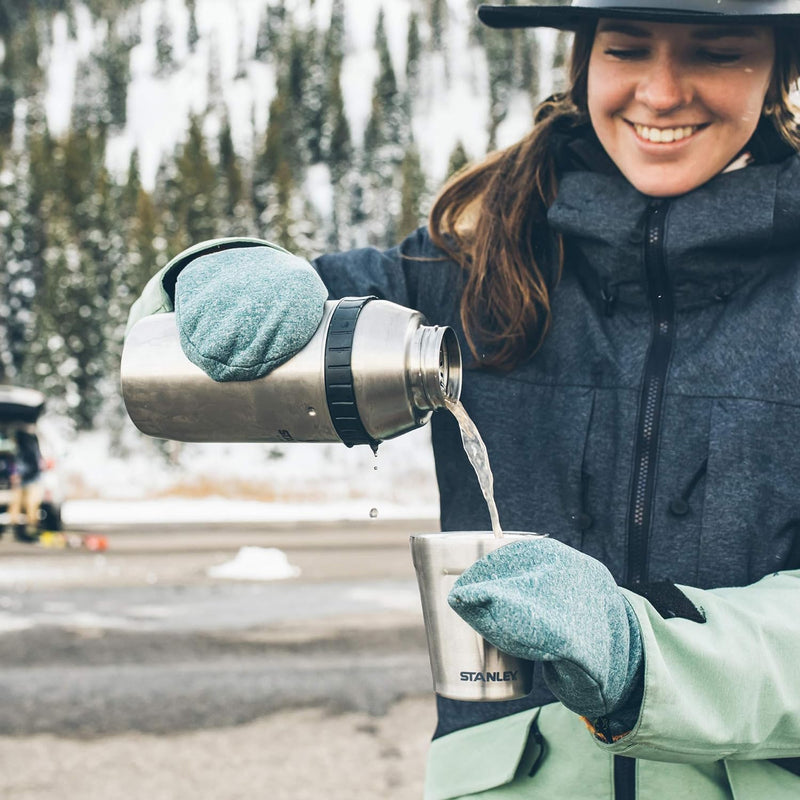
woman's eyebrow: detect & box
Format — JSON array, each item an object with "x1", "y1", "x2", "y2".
[
  {"x1": 595, "y1": 23, "x2": 761, "y2": 40},
  {"x1": 690, "y1": 26, "x2": 760, "y2": 40},
  {"x1": 596, "y1": 22, "x2": 651, "y2": 37}
]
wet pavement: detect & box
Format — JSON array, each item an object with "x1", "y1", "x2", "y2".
[{"x1": 0, "y1": 519, "x2": 439, "y2": 798}]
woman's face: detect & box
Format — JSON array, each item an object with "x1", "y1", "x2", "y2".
[{"x1": 587, "y1": 20, "x2": 775, "y2": 197}]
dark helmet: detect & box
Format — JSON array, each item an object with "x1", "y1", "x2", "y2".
[{"x1": 478, "y1": 0, "x2": 800, "y2": 30}]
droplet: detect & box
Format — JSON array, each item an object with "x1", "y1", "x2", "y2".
[
  {"x1": 369, "y1": 507, "x2": 379, "y2": 519},
  {"x1": 373, "y1": 465, "x2": 378, "y2": 471},
  {"x1": 307, "y1": 407, "x2": 317, "y2": 417}
]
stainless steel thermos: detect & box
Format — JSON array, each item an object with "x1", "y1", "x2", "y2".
[{"x1": 121, "y1": 297, "x2": 462, "y2": 447}]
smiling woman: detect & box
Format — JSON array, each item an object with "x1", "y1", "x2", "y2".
[
  {"x1": 127, "y1": 2, "x2": 800, "y2": 799},
  {"x1": 429, "y1": 13, "x2": 800, "y2": 369}
]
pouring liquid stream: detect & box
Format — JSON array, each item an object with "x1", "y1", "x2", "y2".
[{"x1": 444, "y1": 398, "x2": 503, "y2": 538}]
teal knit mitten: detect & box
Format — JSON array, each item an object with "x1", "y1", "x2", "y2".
[
  {"x1": 448, "y1": 537, "x2": 643, "y2": 731},
  {"x1": 174, "y1": 243, "x2": 327, "y2": 382}
]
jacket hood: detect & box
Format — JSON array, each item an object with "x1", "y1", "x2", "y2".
[{"x1": 547, "y1": 135, "x2": 800, "y2": 312}]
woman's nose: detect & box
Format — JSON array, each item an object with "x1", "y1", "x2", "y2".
[{"x1": 635, "y1": 58, "x2": 692, "y2": 114}]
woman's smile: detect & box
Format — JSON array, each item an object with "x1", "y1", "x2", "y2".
[{"x1": 627, "y1": 121, "x2": 707, "y2": 144}]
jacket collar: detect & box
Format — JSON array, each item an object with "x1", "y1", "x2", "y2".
[{"x1": 547, "y1": 124, "x2": 800, "y2": 311}]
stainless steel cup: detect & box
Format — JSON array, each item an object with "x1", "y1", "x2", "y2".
[{"x1": 410, "y1": 531, "x2": 538, "y2": 702}]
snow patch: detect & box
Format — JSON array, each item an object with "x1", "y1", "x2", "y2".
[{"x1": 206, "y1": 546, "x2": 301, "y2": 581}]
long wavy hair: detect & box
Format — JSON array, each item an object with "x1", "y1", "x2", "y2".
[{"x1": 429, "y1": 24, "x2": 800, "y2": 371}]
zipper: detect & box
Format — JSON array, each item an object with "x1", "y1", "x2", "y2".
[
  {"x1": 627, "y1": 199, "x2": 675, "y2": 586},
  {"x1": 615, "y1": 199, "x2": 675, "y2": 800},
  {"x1": 614, "y1": 757, "x2": 637, "y2": 800}
]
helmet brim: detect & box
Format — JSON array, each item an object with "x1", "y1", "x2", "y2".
[{"x1": 478, "y1": 3, "x2": 800, "y2": 31}]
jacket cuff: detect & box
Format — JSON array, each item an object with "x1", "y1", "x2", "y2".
[{"x1": 160, "y1": 237, "x2": 289, "y2": 305}]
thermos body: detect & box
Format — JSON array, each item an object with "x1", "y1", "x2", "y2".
[{"x1": 121, "y1": 298, "x2": 462, "y2": 446}]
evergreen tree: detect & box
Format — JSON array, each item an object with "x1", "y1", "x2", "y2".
[
  {"x1": 363, "y1": 9, "x2": 402, "y2": 162},
  {"x1": 360, "y1": 9, "x2": 407, "y2": 247},
  {"x1": 72, "y1": 56, "x2": 109, "y2": 128},
  {"x1": 301, "y1": 27, "x2": 327, "y2": 164},
  {"x1": 430, "y1": 0, "x2": 447, "y2": 51},
  {"x1": 398, "y1": 142, "x2": 426, "y2": 239},
  {"x1": 97, "y1": 27, "x2": 131, "y2": 129},
  {"x1": 551, "y1": 30, "x2": 572, "y2": 93},
  {"x1": 254, "y1": 0, "x2": 286, "y2": 62},
  {"x1": 26, "y1": 122, "x2": 113, "y2": 428},
  {"x1": 155, "y1": 1, "x2": 176, "y2": 77},
  {"x1": 171, "y1": 115, "x2": 217, "y2": 251},
  {"x1": 186, "y1": 0, "x2": 200, "y2": 53},
  {"x1": 4, "y1": 8, "x2": 45, "y2": 97},
  {"x1": 66, "y1": 3, "x2": 78, "y2": 40},
  {"x1": 0, "y1": 149, "x2": 39, "y2": 382},
  {"x1": 253, "y1": 90, "x2": 297, "y2": 250},
  {"x1": 216, "y1": 114, "x2": 245, "y2": 220},
  {"x1": 234, "y1": 30, "x2": 248, "y2": 80},
  {"x1": 519, "y1": 29, "x2": 540, "y2": 103},
  {"x1": 0, "y1": 77, "x2": 15, "y2": 148},
  {"x1": 3, "y1": 103, "x2": 50, "y2": 383},
  {"x1": 326, "y1": 66, "x2": 351, "y2": 184},
  {"x1": 467, "y1": 0, "x2": 485, "y2": 46},
  {"x1": 323, "y1": 0, "x2": 346, "y2": 65},
  {"x1": 206, "y1": 37, "x2": 223, "y2": 114},
  {"x1": 446, "y1": 140, "x2": 469, "y2": 179},
  {"x1": 325, "y1": 63, "x2": 355, "y2": 251},
  {"x1": 405, "y1": 12, "x2": 421, "y2": 96},
  {"x1": 483, "y1": 23, "x2": 515, "y2": 149}
]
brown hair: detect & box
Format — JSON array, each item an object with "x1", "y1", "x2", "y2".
[
  {"x1": 766, "y1": 29, "x2": 800, "y2": 147},
  {"x1": 429, "y1": 24, "x2": 800, "y2": 371}
]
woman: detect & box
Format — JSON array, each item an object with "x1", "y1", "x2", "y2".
[{"x1": 126, "y1": 1, "x2": 800, "y2": 797}]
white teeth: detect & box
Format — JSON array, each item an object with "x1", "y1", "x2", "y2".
[{"x1": 633, "y1": 124, "x2": 698, "y2": 143}]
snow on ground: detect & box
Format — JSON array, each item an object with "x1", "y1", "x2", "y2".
[
  {"x1": 42, "y1": 415, "x2": 440, "y2": 526},
  {"x1": 61, "y1": 496, "x2": 438, "y2": 525},
  {"x1": 206, "y1": 546, "x2": 301, "y2": 580}
]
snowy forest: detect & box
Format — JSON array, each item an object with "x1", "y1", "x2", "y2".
[{"x1": 0, "y1": 0, "x2": 571, "y2": 435}]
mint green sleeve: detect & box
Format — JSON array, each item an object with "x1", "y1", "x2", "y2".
[
  {"x1": 125, "y1": 263, "x2": 175, "y2": 336},
  {"x1": 124, "y1": 237, "x2": 292, "y2": 337},
  {"x1": 601, "y1": 569, "x2": 800, "y2": 763}
]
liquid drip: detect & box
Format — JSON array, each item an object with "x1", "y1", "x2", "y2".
[{"x1": 444, "y1": 398, "x2": 503, "y2": 538}]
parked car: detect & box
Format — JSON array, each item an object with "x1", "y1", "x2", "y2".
[{"x1": 0, "y1": 386, "x2": 64, "y2": 532}]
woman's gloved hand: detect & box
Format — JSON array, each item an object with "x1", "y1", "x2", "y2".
[
  {"x1": 448, "y1": 537, "x2": 643, "y2": 728},
  {"x1": 174, "y1": 243, "x2": 328, "y2": 382}
]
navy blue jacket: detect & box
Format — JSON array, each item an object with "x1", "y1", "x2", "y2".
[{"x1": 313, "y1": 145, "x2": 800, "y2": 737}]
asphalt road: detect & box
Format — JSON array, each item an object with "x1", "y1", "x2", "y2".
[{"x1": 0, "y1": 519, "x2": 441, "y2": 799}]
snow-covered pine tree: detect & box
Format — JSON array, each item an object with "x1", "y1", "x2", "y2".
[
  {"x1": 360, "y1": 8, "x2": 407, "y2": 248},
  {"x1": 254, "y1": 0, "x2": 287, "y2": 63},
  {"x1": 398, "y1": 141, "x2": 426, "y2": 239},
  {"x1": 172, "y1": 115, "x2": 217, "y2": 251},
  {"x1": 446, "y1": 140, "x2": 470, "y2": 179},
  {"x1": 186, "y1": 0, "x2": 200, "y2": 53},
  {"x1": 97, "y1": 25, "x2": 131, "y2": 129},
  {"x1": 155, "y1": 0, "x2": 177, "y2": 77}
]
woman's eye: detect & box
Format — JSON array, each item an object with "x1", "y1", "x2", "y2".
[
  {"x1": 604, "y1": 47, "x2": 649, "y2": 60},
  {"x1": 698, "y1": 50, "x2": 742, "y2": 64}
]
